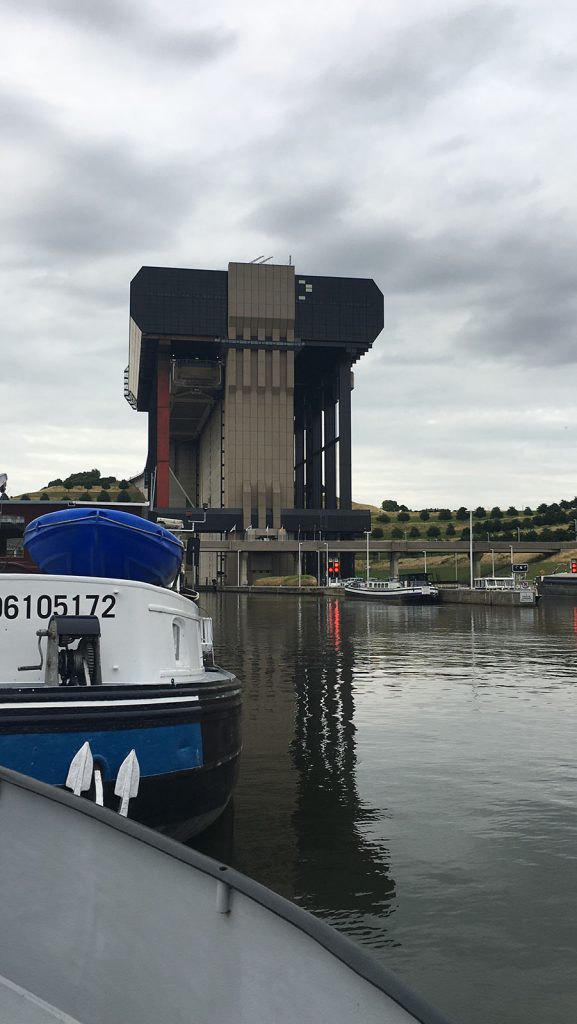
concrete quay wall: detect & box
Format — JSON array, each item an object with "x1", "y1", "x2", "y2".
[
  {"x1": 438, "y1": 588, "x2": 537, "y2": 606},
  {"x1": 219, "y1": 585, "x2": 537, "y2": 605}
]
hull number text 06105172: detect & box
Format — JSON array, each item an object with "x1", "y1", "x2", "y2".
[{"x1": 0, "y1": 594, "x2": 117, "y2": 620}]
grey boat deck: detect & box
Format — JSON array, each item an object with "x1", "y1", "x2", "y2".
[
  {"x1": 0, "y1": 768, "x2": 452, "y2": 1024},
  {"x1": 0, "y1": 976, "x2": 81, "y2": 1024}
]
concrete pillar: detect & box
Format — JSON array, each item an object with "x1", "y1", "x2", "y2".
[
  {"x1": 240, "y1": 552, "x2": 249, "y2": 587},
  {"x1": 390, "y1": 552, "x2": 400, "y2": 577},
  {"x1": 472, "y1": 553, "x2": 482, "y2": 580}
]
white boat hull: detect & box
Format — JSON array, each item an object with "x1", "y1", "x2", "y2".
[
  {"x1": 0, "y1": 574, "x2": 241, "y2": 838},
  {"x1": 344, "y1": 584, "x2": 439, "y2": 604}
]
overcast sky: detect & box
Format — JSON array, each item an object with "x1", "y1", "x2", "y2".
[{"x1": 2, "y1": 0, "x2": 577, "y2": 509}]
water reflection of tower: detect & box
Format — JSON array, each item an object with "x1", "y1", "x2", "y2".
[
  {"x1": 290, "y1": 598, "x2": 396, "y2": 945},
  {"x1": 204, "y1": 593, "x2": 301, "y2": 895}
]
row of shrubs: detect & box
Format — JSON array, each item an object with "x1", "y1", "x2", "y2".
[
  {"x1": 380, "y1": 499, "x2": 577, "y2": 526},
  {"x1": 47, "y1": 470, "x2": 129, "y2": 490},
  {"x1": 20, "y1": 491, "x2": 134, "y2": 502},
  {"x1": 372, "y1": 524, "x2": 577, "y2": 541}
]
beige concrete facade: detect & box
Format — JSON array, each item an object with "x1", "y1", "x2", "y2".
[
  {"x1": 227, "y1": 262, "x2": 295, "y2": 343},
  {"x1": 223, "y1": 348, "x2": 294, "y2": 528},
  {"x1": 222, "y1": 263, "x2": 296, "y2": 530}
]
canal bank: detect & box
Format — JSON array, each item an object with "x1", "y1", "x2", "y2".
[
  {"x1": 213, "y1": 584, "x2": 538, "y2": 604},
  {"x1": 437, "y1": 586, "x2": 538, "y2": 606}
]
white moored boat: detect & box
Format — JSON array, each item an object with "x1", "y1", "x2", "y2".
[
  {"x1": 0, "y1": 508, "x2": 241, "y2": 839},
  {"x1": 344, "y1": 576, "x2": 439, "y2": 604},
  {"x1": 473, "y1": 575, "x2": 538, "y2": 605}
]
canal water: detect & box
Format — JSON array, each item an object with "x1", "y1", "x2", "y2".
[{"x1": 193, "y1": 593, "x2": 577, "y2": 1024}]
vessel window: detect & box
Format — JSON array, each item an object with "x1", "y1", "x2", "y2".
[{"x1": 173, "y1": 621, "x2": 181, "y2": 661}]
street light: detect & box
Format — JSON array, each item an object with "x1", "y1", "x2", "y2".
[
  {"x1": 297, "y1": 540, "x2": 303, "y2": 589},
  {"x1": 365, "y1": 531, "x2": 371, "y2": 583},
  {"x1": 422, "y1": 550, "x2": 427, "y2": 574},
  {"x1": 298, "y1": 540, "x2": 302, "y2": 589},
  {"x1": 469, "y1": 510, "x2": 474, "y2": 590},
  {"x1": 324, "y1": 541, "x2": 329, "y2": 586}
]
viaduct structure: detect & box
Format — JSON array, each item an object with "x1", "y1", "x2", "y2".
[{"x1": 125, "y1": 261, "x2": 383, "y2": 583}]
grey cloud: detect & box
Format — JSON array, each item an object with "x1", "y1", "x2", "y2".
[
  {"x1": 282, "y1": 204, "x2": 577, "y2": 369},
  {"x1": 3, "y1": 0, "x2": 138, "y2": 33},
  {"x1": 0, "y1": 86, "x2": 206, "y2": 263},
  {"x1": 245, "y1": 183, "x2": 351, "y2": 236},
  {"x1": 152, "y1": 26, "x2": 237, "y2": 64},
  {"x1": 0, "y1": 90, "x2": 57, "y2": 142},
  {"x1": 460, "y1": 295, "x2": 577, "y2": 366},
  {"x1": 453, "y1": 178, "x2": 541, "y2": 205},
  {"x1": 303, "y1": 221, "x2": 497, "y2": 294},
  {"x1": 4, "y1": 141, "x2": 201, "y2": 261},
  {"x1": 320, "y1": 4, "x2": 518, "y2": 120},
  {"x1": 4, "y1": 0, "x2": 237, "y2": 65}
]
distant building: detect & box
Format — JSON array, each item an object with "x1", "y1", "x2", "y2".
[{"x1": 125, "y1": 261, "x2": 383, "y2": 581}]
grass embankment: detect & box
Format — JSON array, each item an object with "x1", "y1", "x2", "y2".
[
  {"x1": 363, "y1": 501, "x2": 577, "y2": 581},
  {"x1": 12, "y1": 484, "x2": 144, "y2": 503},
  {"x1": 364, "y1": 550, "x2": 576, "y2": 583},
  {"x1": 254, "y1": 575, "x2": 317, "y2": 587}
]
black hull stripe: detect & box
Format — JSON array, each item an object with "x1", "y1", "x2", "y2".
[{"x1": 0, "y1": 698, "x2": 242, "y2": 730}]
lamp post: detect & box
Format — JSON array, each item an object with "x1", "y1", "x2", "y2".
[
  {"x1": 469, "y1": 510, "x2": 474, "y2": 590},
  {"x1": 491, "y1": 549, "x2": 495, "y2": 576},
  {"x1": 298, "y1": 541, "x2": 302, "y2": 589},
  {"x1": 324, "y1": 541, "x2": 329, "y2": 586},
  {"x1": 297, "y1": 540, "x2": 303, "y2": 589},
  {"x1": 365, "y1": 531, "x2": 371, "y2": 583},
  {"x1": 422, "y1": 550, "x2": 427, "y2": 574}
]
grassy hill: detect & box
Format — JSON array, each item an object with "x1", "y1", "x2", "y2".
[
  {"x1": 13, "y1": 471, "x2": 144, "y2": 504},
  {"x1": 362, "y1": 500, "x2": 577, "y2": 582}
]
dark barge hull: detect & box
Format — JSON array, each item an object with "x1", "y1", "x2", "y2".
[
  {"x1": 538, "y1": 576, "x2": 577, "y2": 598},
  {"x1": 0, "y1": 671, "x2": 241, "y2": 841}
]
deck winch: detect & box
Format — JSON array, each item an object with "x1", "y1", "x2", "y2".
[{"x1": 18, "y1": 615, "x2": 102, "y2": 686}]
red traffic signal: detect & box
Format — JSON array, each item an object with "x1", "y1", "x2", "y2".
[
  {"x1": 328, "y1": 560, "x2": 334, "y2": 576},
  {"x1": 571, "y1": 559, "x2": 577, "y2": 574},
  {"x1": 333, "y1": 560, "x2": 340, "y2": 575}
]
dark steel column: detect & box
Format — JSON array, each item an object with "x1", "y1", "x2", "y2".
[
  {"x1": 324, "y1": 381, "x2": 337, "y2": 509},
  {"x1": 338, "y1": 362, "x2": 352, "y2": 510},
  {"x1": 305, "y1": 391, "x2": 315, "y2": 509},
  {"x1": 310, "y1": 391, "x2": 323, "y2": 509},
  {"x1": 294, "y1": 391, "x2": 305, "y2": 508}
]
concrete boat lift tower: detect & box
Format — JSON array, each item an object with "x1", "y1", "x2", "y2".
[{"x1": 125, "y1": 261, "x2": 383, "y2": 585}]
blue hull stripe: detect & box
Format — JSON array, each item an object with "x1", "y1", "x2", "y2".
[{"x1": 0, "y1": 723, "x2": 203, "y2": 784}]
